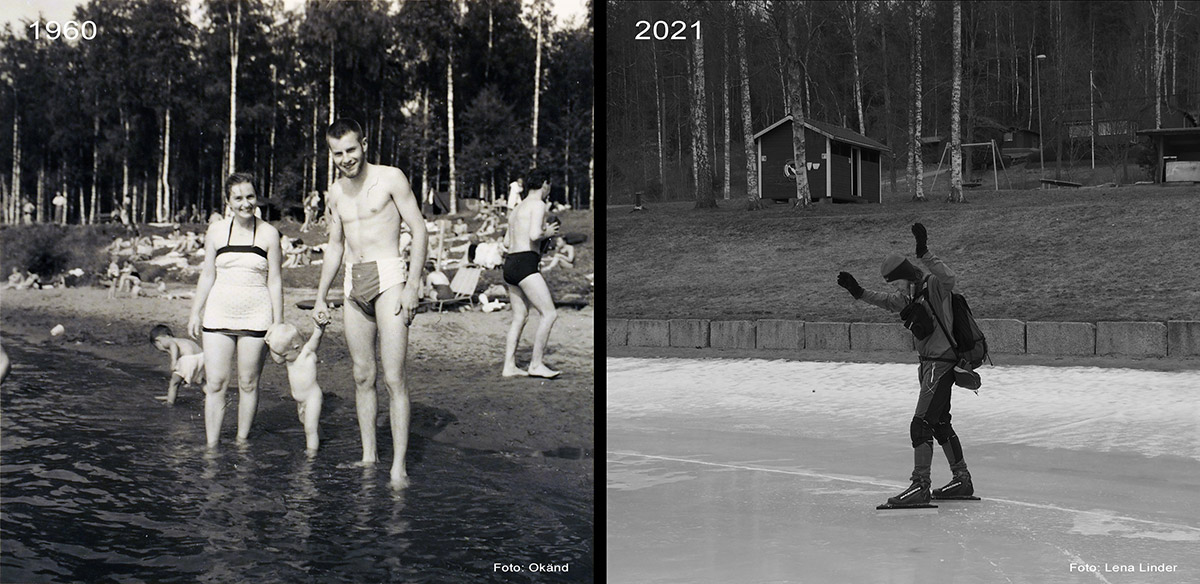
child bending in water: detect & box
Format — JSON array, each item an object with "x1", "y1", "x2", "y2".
[
  {"x1": 150, "y1": 324, "x2": 204, "y2": 405},
  {"x1": 265, "y1": 321, "x2": 326, "y2": 454}
]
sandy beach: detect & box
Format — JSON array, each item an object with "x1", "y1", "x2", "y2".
[{"x1": 1, "y1": 286, "x2": 594, "y2": 483}]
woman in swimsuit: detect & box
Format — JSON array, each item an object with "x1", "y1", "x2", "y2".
[{"x1": 188, "y1": 173, "x2": 284, "y2": 448}]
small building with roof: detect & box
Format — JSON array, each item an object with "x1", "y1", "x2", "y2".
[
  {"x1": 1136, "y1": 127, "x2": 1200, "y2": 183},
  {"x1": 753, "y1": 116, "x2": 891, "y2": 204}
]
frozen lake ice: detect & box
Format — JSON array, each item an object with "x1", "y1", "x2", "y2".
[{"x1": 607, "y1": 357, "x2": 1200, "y2": 584}]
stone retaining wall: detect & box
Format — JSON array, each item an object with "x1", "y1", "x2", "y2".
[{"x1": 607, "y1": 318, "x2": 1200, "y2": 359}]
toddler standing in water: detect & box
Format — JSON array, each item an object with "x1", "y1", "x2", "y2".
[
  {"x1": 265, "y1": 321, "x2": 326, "y2": 454},
  {"x1": 150, "y1": 324, "x2": 204, "y2": 405}
]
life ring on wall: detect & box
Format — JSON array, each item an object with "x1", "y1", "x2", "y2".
[{"x1": 784, "y1": 161, "x2": 799, "y2": 179}]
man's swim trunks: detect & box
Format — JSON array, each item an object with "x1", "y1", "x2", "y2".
[
  {"x1": 503, "y1": 251, "x2": 541, "y2": 286},
  {"x1": 344, "y1": 257, "x2": 407, "y2": 317}
]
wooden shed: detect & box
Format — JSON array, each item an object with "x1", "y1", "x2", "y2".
[
  {"x1": 753, "y1": 116, "x2": 890, "y2": 203},
  {"x1": 1136, "y1": 127, "x2": 1200, "y2": 183}
]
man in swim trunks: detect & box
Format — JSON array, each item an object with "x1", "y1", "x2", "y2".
[
  {"x1": 502, "y1": 177, "x2": 561, "y2": 379},
  {"x1": 312, "y1": 119, "x2": 427, "y2": 489}
]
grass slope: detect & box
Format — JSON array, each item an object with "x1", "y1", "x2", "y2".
[{"x1": 607, "y1": 185, "x2": 1200, "y2": 323}]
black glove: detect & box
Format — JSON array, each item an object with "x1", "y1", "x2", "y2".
[
  {"x1": 837, "y1": 271, "x2": 864, "y2": 299},
  {"x1": 912, "y1": 223, "x2": 928, "y2": 258}
]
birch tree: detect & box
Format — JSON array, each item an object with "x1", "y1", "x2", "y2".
[
  {"x1": 692, "y1": 7, "x2": 717, "y2": 209},
  {"x1": 839, "y1": 0, "x2": 865, "y2": 135},
  {"x1": 722, "y1": 21, "x2": 731, "y2": 200},
  {"x1": 910, "y1": 1, "x2": 926, "y2": 202},
  {"x1": 948, "y1": 0, "x2": 964, "y2": 203},
  {"x1": 738, "y1": 3, "x2": 760, "y2": 210},
  {"x1": 768, "y1": 2, "x2": 812, "y2": 208}
]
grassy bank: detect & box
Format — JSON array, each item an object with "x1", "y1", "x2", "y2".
[{"x1": 607, "y1": 184, "x2": 1200, "y2": 323}]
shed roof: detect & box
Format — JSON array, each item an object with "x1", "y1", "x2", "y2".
[{"x1": 753, "y1": 115, "x2": 891, "y2": 154}]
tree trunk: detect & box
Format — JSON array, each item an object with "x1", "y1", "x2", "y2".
[
  {"x1": 448, "y1": 45, "x2": 458, "y2": 214},
  {"x1": 653, "y1": 40, "x2": 665, "y2": 190},
  {"x1": 36, "y1": 161, "x2": 44, "y2": 223},
  {"x1": 723, "y1": 30, "x2": 731, "y2": 201},
  {"x1": 531, "y1": 3, "x2": 543, "y2": 170},
  {"x1": 122, "y1": 109, "x2": 132, "y2": 222},
  {"x1": 268, "y1": 66, "x2": 276, "y2": 201},
  {"x1": 228, "y1": 0, "x2": 240, "y2": 176},
  {"x1": 163, "y1": 106, "x2": 173, "y2": 221},
  {"x1": 738, "y1": 6, "x2": 759, "y2": 207},
  {"x1": 949, "y1": 0, "x2": 964, "y2": 203},
  {"x1": 421, "y1": 87, "x2": 431, "y2": 205},
  {"x1": 693, "y1": 20, "x2": 716, "y2": 209},
  {"x1": 328, "y1": 44, "x2": 336, "y2": 188},
  {"x1": 911, "y1": 4, "x2": 926, "y2": 202},
  {"x1": 90, "y1": 108, "x2": 98, "y2": 224},
  {"x1": 11, "y1": 105, "x2": 19, "y2": 224},
  {"x1": 881, "y1": 15, "x2": 897, "y2": 197},
  {"x1": 589, "y1": 100, "x2": 594, "y2": 210}
]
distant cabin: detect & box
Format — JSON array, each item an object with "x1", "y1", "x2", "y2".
[
  {"x1": 753, "y1": 116, "x2": 890, "y2": 204},
  {"x1": 1000, "y1": 127, "x2": 1040, "y2": 159}
]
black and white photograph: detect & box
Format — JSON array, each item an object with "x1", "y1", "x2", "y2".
[
  {"x1": 0, "y1": 0, "x2": 594, "y2": 581},
  {"x1": 607, "y1": 1, "x2": 1199, "y2": 582}
]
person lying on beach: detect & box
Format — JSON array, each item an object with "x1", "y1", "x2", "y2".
[
  {"x1": 7, "y1": 271, "x2": 41, "y2": 290},
  {"x1": 265, "y1": 321, "x2": 326, "y2": 454},
  {"x1": 6, "y1": 268, "x2": 24, "y2": 288},
  {"x1": 150, "y1": 324, "x2": 204, "y2": 405}
]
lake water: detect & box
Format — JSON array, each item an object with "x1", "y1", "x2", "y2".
[{"x1": 1, "y1": 340, "x2": 592, "y2": 583}]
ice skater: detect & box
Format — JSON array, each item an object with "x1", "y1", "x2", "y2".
[
  {"x1": 265, "y1": 321, "x2": 326, "y2": 455},
  {"x1": 836, "y1": 223, "x2": 975, "y2": 508}
]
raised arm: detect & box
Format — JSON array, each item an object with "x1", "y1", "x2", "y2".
[
  {"x1": 303, "y1": 321, "x2": 326, "y2": 355},
  {"x1": 913, "y1": 223, "x2": 955, "y2": 292}
]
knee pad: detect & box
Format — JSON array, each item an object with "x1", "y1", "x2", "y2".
[
  {"x1": 910, "y1": 417, "x2": 934, "y2": 448},
  {"x1": 932, "y1": 423, "x2": 956, "y2": 445}
]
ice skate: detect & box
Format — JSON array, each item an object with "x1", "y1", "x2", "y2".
[
  {"x1": 876, "y1": 481, "x2": 937, "y2": 513},
  {"x1": 932, "y1": 475, "x2": 979, "y2": 500}
]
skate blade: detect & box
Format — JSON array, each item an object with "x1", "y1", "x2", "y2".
[
  {"x1": 932, "y1": 495, "x2": 981, "y2": 500},
  {"x1": 875, "y1": 503, "x2": 938, "y2": 515}
]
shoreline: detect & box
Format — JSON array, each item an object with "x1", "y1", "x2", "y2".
[
  {"x1": 1, "y1": 287, "x2": 594, "y2": 471},
  {"x1": 608, "y1": 345, "x2": 1200, "y2": 372}
]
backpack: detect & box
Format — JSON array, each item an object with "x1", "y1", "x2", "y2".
[{"x1": 921, "y1": 280, "x2": 991, "y2": 370}]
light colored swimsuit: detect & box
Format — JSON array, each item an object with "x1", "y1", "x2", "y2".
[
  {"x1": 202, "y1": 218, "x2": 272, "y2": 337},
  {"x1": 344, "y1": 257, "x2": 407, "y2": 317}
]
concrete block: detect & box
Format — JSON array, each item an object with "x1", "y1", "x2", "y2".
[
  {"x1": 757, "y1": 320, "x2": 805, "y2": 350},
  {"x1": 1027, "y1": 322, "x2": 1095, "y2": 356},
  {"x1": 1167, "y1": 321, "x2": 1200, "y2": 356},
  {"x1": 607, "y1": 319, "x2": 629, "y2": 347},
  {"x1": 627, "y1": 319, "x2": 670, "y2": 347},
  {"x1": 1096, "y1": 322, "x2": 1167, "y2": 357},
  {"x1": 670, "y1": 319, "x2": 710, "y2": 348},
  {"x1": 711, "y1": 320, "x2": 756, "y2": 349},
  {"x1": 850, "y1": 322, "x2": 913, "y2": 351},
  {"x1": 806, "y1": 321, "x2": 851, "y2": 351},
  {"x1": 977, "y1": 319, "x2": 1026, "y2": 354}
]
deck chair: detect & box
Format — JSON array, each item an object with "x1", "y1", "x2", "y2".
[{"x1": 419, "y1": 265, "x2": 482, "y2": 313}]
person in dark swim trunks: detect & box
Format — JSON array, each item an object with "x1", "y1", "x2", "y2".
[{"x1": 501, "y1": 177, "x2": 561, "y2": 379}]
